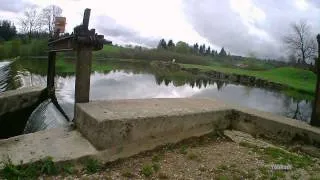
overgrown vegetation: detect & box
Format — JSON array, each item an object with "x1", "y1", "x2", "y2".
[{"x1": 0, "y1": 156, "x2": 60, "y2": 179}]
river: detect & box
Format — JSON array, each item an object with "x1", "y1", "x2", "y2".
[{"x1": 0, "y1": 59, "x2": 313, "y2": 137}]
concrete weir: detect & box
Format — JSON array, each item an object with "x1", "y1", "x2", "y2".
[
  {"x1": 1, "y1": 98, "x2": 320, "y2": 166},
  {"x1": 0, "y1": 87, "x2": 46, "y2": 138}
]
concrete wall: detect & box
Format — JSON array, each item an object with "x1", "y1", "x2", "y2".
[
  {"x1": 231, "y1": 107, "x2": 320, "y2": 146},
  {"x1": 75, "y1": 98, "x2": 320, "y2": 153},
  {"x1": 0, "y1": 87, "x2": 46, "y2": 116},
  {"x1": 0, "y1": 87, "x2": 47, "y2": 138}
]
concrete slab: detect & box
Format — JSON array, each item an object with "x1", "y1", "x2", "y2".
[
  {"x1": 0, "y1": 128, "x2": 97, "y2": 166},
  {"x1": 77, "y1": 98, "x2": 230, "y2": 121},
  {"x1": 76, "y1": 98, "x2": 231, "y2": 150}
]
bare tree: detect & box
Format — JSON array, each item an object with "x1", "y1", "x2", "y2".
[
  {"x1": 283, "y1": 21, "x2": 316, "y2": 64},
  {"x1": 41, "y1": 5, "x2": 62, "y2": 35},
  {"x1": 19, "y1": 7, "x2": 42, "y2": 38}
]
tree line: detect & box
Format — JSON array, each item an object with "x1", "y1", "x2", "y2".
[
  {"x1": 0, "y1": 5, "x2": 63, "y2": 41},
  {"x1": 157, "y1": 39, "x2": 228, "y2": 57},
  {"x1": 0, "y1": 5, "x2": 63, "y2": 59}
]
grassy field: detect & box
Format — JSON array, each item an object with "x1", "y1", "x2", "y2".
[{"x1": 181, "y1": 64, "x2": 316, "y2": 95}]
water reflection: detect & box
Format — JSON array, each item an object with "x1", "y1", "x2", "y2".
[
  {"x1": 48, "y1": 70, "x2": 311, "y2": 122},
  {"x1": 0, "y1": 59, "x2": 313, "y2": 134}
]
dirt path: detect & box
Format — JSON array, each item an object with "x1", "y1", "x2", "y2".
[{"x1": 45, "y1": 133, "x2": 320, "y2": 180}]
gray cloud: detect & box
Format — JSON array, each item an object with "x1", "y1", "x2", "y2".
[
  {"x1": 182, "y1": 0, "x2": 320, "y2": 59},
  {"x1": 94, "y1": 15, "x2": 158, "y2": 47},
  {"x1": 0, "y1": 0, "x2": 35, "y2": 12}
]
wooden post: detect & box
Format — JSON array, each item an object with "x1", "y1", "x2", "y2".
[
  {"x1": 74, "y1": 8, "x2": 92, "y2": 104},
  {"x1": 311, "y1": 34, "x2": 320, "y2": 127},
  {"x1": 75, "y1": 47, "x2": 92, "y2": 103}
]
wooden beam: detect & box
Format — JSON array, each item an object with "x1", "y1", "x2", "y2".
[{"x1": 48, "y1": 35, "x2": 74, "y2": 52}]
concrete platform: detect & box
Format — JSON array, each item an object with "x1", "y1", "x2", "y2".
[
  {"x1": 0, "y1": 98, "x2": 320, "y2": 167},
  {"x1": 75, "y1": 98, "x2": 231, "y2": 150},
  {"x1": 0, "y1": 128, "x2": 97, "y2": 166}
]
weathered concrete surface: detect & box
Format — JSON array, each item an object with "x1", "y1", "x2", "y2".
[
  {"x1": 75, "y1": 98, "x2": 231, "y2": 150},
  {"x1": 1, "y1": 98, "x2": 320, "y2": 167},
  {"x1": 0, "y1": 86, "x2": 46, "y2": 116},
  {"x1": 231, "y1": 106, "x2": 320, "y2": 146},
  {"x1": 224, "y1": 130, "x2": 276, "y2": 148},
  {"x1": 0, "y1": 128, "x2": 97, "y2": 167}
]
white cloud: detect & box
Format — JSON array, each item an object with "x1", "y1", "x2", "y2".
[
  {"x1": 295, "y1": 0, "x2": 309, "y2": 10},
  {"x1": 0, "y1": 0, "x2": 319, "y2": 59}
]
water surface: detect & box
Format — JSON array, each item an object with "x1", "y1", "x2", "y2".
[{"x1": 0, "y1": 59, "x2": 313, "y2": 135}]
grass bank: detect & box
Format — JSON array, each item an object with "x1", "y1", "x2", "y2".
[{"x1": 181, "y1": 64, "x2": 316, "y2": 96}]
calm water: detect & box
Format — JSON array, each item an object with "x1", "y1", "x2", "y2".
[{"x1": 0, "y1": 59, "x2": 313, "y2": 135}]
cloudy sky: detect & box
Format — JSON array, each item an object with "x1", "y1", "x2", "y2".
[{"x1": 1, "y1": 0, "x2": 319, "y2": 59}]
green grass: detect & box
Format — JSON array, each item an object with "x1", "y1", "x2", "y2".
[
  {"x1": 239, "y1": 142, "x2": 313, "y2": 169},
  {"x1": 0, "y1": 156, "x2": 59, "y2": 179},
  {"x1": 141, "y1": 164, "x2": 154, "y2": 177},
  {"x1": 264, "y1": 147, "x2": 313, "y2": 168},
  {"x1": 84, "y1": 158, "x2": 101, "y2": 174},
  {"x1": 181, "y1": 64, "x2": 316, "y2": 95}
]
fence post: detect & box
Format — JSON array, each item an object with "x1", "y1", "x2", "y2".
[{"x1": 311, "y1": 34, "x2": 320, "y2": 127}]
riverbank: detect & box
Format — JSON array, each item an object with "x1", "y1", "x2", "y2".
[{"x1": 180, "y1": 63, "x2": 316, "y2": 99}]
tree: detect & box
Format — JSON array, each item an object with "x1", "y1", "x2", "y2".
[
  {"x1": 211, "y1": 49, "x2": 215, "y2": 56},
  {"x1": 0, "y1": 20, "x2": 16, "y2": 41},
  {"x1": 193, "y1": 43, "x2": 199, "y2": 54},
  {"x1": 19, "y1": 7, "x2": 42, "y2": 39},
  {"x1": 41, "y1": 5, "x2": 62, "y2": 35},
  {"x1": 199, "y1": 44, "x2": 204, "y2": 55},
  {"x1": 199, "y1": 44, "x2": 206, "y2": 55},
  {"x1": 206, "y1": 46, "x2": 211, "y2": 55},
  {"x1": 175, "y1": 41, "x2": 190, "y2": 54},
  {"x1": 167, "y1": 39, "x2": 175, "y2": 49},
  {"x1": 283, "y1": 21, "x2": 316, "y2": 64},
  {"x1": 157, "y1": 39, "x2": 167, "y2": 49},
  {"x1": 219, "y1": 47, "x2": 227, "y2": 56},
  {"x1": 201, "y1": 44, "x2": 206, "y2": 55}
]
